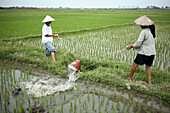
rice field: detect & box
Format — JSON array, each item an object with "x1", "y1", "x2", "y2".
[
  {"x1": 25, "y1": 23, "x2": 170, "y2": 71},
  {"x1": 0, "y1": 63, "x2": 169, "y2": 113},
  {"x1": 0, "y1": 9, "x2": 170, "y2": 113}
]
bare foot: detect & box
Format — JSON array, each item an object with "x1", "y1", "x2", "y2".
[{"x1": 128, "y1": 78, "x2": 131, "y2": 82}]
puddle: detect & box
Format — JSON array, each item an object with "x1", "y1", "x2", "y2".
[{"x1": 0, "y1": 65, "x2": 170, "y2": 113}]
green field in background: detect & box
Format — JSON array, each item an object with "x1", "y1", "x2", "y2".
[{"x1": 0, "y1": 9, "x2": 170, "y2": 39}]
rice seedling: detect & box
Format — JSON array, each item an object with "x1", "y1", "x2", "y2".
[
  {"x1": 53, "y1": 96, "x2": 56, "y2": 103},
  {"x1": 92, "y1": 95, "x2": 95, "y2": 107},
  {"x1": 79, "y1": 94, "x2": 82, "y2": 102},
  {"x1": 152, "y1": 107, "x2": 156, "y2": 113},
  {"x1": 20, "y1": 103, "x2": 25, "y2": 113},
  {"x1": 61, "y1": 102, "x2": 63, "y2": 112},
  {"x1": 88, "y1": 90, "x2": 90, "y2": 98},
  {"x1": 70, "y1": 100, "x2": 73, "y2": 112},
  {"x1": 99, "y1": 99, "x2": 102, "y2": 109},
  {"x1": 74, "y1": 97, "x2": 77, "y2": 110},
  {"x1": 99, "y1": 108, "x2": 103, "y2": 113},
  {"x1": 86, "y1": 80, "x2": 89, "y2": 87},
  {"x1": 40, "y1": 99, "x2": 44, "y2": 107},
  {"x1": 13, "y1": 107, "x2": 17, "y2": 113},
  {"x1": 64, "y1": 92, "x2": 66, "y2": 100}
]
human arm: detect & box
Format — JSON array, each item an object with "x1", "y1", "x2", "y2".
[
  {"x1": 45, "y1": 34, "x2": 60, "y2": 40},
  {"x1": 133, "y1": 30, "x2": 145, "y2": 48},
  {"x1": 126, "y1": 30, "x2": 145, "y2": 50}
]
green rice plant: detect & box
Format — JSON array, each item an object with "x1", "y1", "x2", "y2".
[
  {"x1": 88, "y1": 90, "x2": 90, "y2": 98},
  {"x1": 64, "y1": 92, "x2": 66, "y2": 100},
  {"x1": 94, "y1": 106, "x2": 97, "y2": 111},
  {"x1": 74, "y1": 98, "x2": 77, "y2": 110},
  {"x1": 161, "y1": 110, "x2": 165, "y2": 113},
  {"x1": 83, "y1": 97, "x2": 87, "y2": 107},
  {"x1": 50, "y1": 96, "x2": 52, "y2": 104},
  {"x1": 20, "y1": 103, "x2": 25, "y2": 113},
  {"x1": 86, "y1": 101, "x2": 89, "y2": 113},
  {"x1": 27, "y1": 96, "x2": 31, "y2": 106},
  {"x1": 117, "y1": 101, "x2": 120, "y2": 110},
  {"x1": 15, "y1": 98, "x2": 18, "y2": 107},
  {"x1": 106, "y1": 85, "x2": 109, "y2": 92},
  {"x1": 105, "y1": 102, "x2": 108, "y2": 111},
  {"x1": 0, "y1": 93, "x2": 1, "y2": 105},
  {"x1": 81, "y1": 82, "x2": 84, "y2": 87},
  {"x1": 86, "y1": 80, "x2": 89, "y2": 87},
  {"x1": 144, "y1": 105, "x2": 148, "y2": 112},
  {"x1": 40, "y1": 99, "x2": 44, "y2": 106},
  {"x1": 4, "y1": 102, "x2": 7, "y2": 111},
  {"x1": 99, "y1": 100, "x2": 102, "y2": 109},
  {"x1": 107, "y1": 94, "x2": 110, "y2": 102},
  {"x1": 152, "y1": 107, "x2": 156, "y2": 113},
  {"x1": 92, "y1": 95, "x2": 95, "y2": 107},
  {"x1": 13, "y1": 107, "x2": 17, "y2": 113},
  {"x1": 123, "y1": 97, "x2": 126, "y2": 105},
  {"x1": 133, "y1": 101, "x2": 136, "y2": 109},
  {"x1": 53, "y1": 96, "x2": 56, "y2": 103},
  {"x1": 47, "y1": 109, "x2": 51, "y2": 113},
  {"x1": 61, "y1": 102, "x2": 63, "y2": 112},
  {"x1": 70, "y1": 100, "x2": 73, "y2": 112},
  {"x1": 46, "y1": 97, "x2": 49, "y2": 108},
  {"x1": 101, "y1": 96, "x2": 104, "y2": 102},
  {"x1": 103, "y1": 92, "x2": 105, "y2": 97},
  {"x1": 79, "y1": 94, "x2": 82, "y2": 102},
  {"x1": 116, "y1": 95, "x2": 119, "y2": 102},
  {"x1": 137, "y1": 104, "x2": 141, "y2": 113},
  {"x1": 112, "y1": 102, "x2": 115, "y2": 113},
  {"x1": 99, "y1": 108, "x2": 103, "y2": 113}
]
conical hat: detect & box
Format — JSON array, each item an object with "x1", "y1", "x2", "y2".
[
  {"x1": 42, "y1": 15, "x2": 55, "y2": 22},
  {"x1": 133, "y1": 15, "x2": 154, "y2": 26}
]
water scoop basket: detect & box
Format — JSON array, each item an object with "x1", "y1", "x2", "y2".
[{"x1": 68, "y1": 60, "x2": 81, "y2": 82}]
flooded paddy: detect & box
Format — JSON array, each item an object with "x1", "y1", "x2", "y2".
[{"x1": 0, "y1": 64, "x2": 169, "y2": 113}]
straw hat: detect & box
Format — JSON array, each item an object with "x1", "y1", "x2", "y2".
[
  {"x1": 42, "y1": 15, "x2": 55, "y2": 23},
  {"x1": 133, "y1": 15, "x2": 154, "y2": 26}
]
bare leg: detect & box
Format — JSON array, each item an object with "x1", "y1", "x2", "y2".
[
  {"x1": 128, "y1": 62, "x2": 138, "y2": 81},
  {"x1": 51, "y1": 52, "x2": 56, "y2": 62},
  {"x1": 146, "y1": 65, "x2": 152, "y2": 85}
]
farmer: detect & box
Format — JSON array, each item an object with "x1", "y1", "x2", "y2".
[
  {"x1": 42, "y1": 15, "x2": 60, "y2": 62},
  {"x1": 126, "y1": 15, "x2": 156, "y2": 85}
]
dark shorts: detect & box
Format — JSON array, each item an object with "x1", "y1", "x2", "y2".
[{"x1": 134, "y1": 54, "x2": 155, "y2": 67}]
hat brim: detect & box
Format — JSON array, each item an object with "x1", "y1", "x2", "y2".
[
  {"x1": 133, "y1": 15, "x2": 154, "y2": 26},
  {"x1": 42, "y1": 15, "x2": 55, "y2": 23}
]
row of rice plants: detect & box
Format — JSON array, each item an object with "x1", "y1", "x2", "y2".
[
  {"x1": 0, "y1": 62, "x2": 169, "y2": 112},
  {"x1": 25, "y1": 24, "x2": 169, "y2": 71}
]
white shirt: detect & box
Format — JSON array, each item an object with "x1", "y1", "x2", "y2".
[
  {"x1": 42, "y1": 24, "x2": 53, "y2": 44},
  {"x1": 133, "y1": 28, "x2": 156, "y2": 56}
]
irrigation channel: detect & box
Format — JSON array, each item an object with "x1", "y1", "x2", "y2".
[{"x1": 0, "y1": 64, "x2": 169, "y2": 113}]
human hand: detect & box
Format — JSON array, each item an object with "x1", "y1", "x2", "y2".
[
  {"x1": 56, "y1": 37, "x2": 60, "y2": 40},
  {"x1": 53, "y1": 34, "x2": 58, "y2": 37},
  {"x1": 126, "y1": 45, "x2": 133, "y2": 50}
]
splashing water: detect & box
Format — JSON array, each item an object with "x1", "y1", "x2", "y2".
[{"x1": 21, "y1": 67, "x2": 81, "y2": 97}]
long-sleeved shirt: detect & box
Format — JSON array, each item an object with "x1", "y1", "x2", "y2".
[{"x1": 133, "y1": 28, "x2": 156, "y2": 56}]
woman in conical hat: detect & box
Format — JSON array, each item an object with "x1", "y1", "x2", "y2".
[
  {"x1": 42, "y1": 15, "x2": 60, "y2": 62},
  {"x1": 126, "y1": 15, "x2": 156, "y2": 85}
]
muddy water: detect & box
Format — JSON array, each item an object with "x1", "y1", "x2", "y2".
[
  {"x1": 0, "y1": 67, "x2": 169, "y2": 113},
  {"x1": 20, "y1": 67, "x2": 80, "y2": 97}
]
